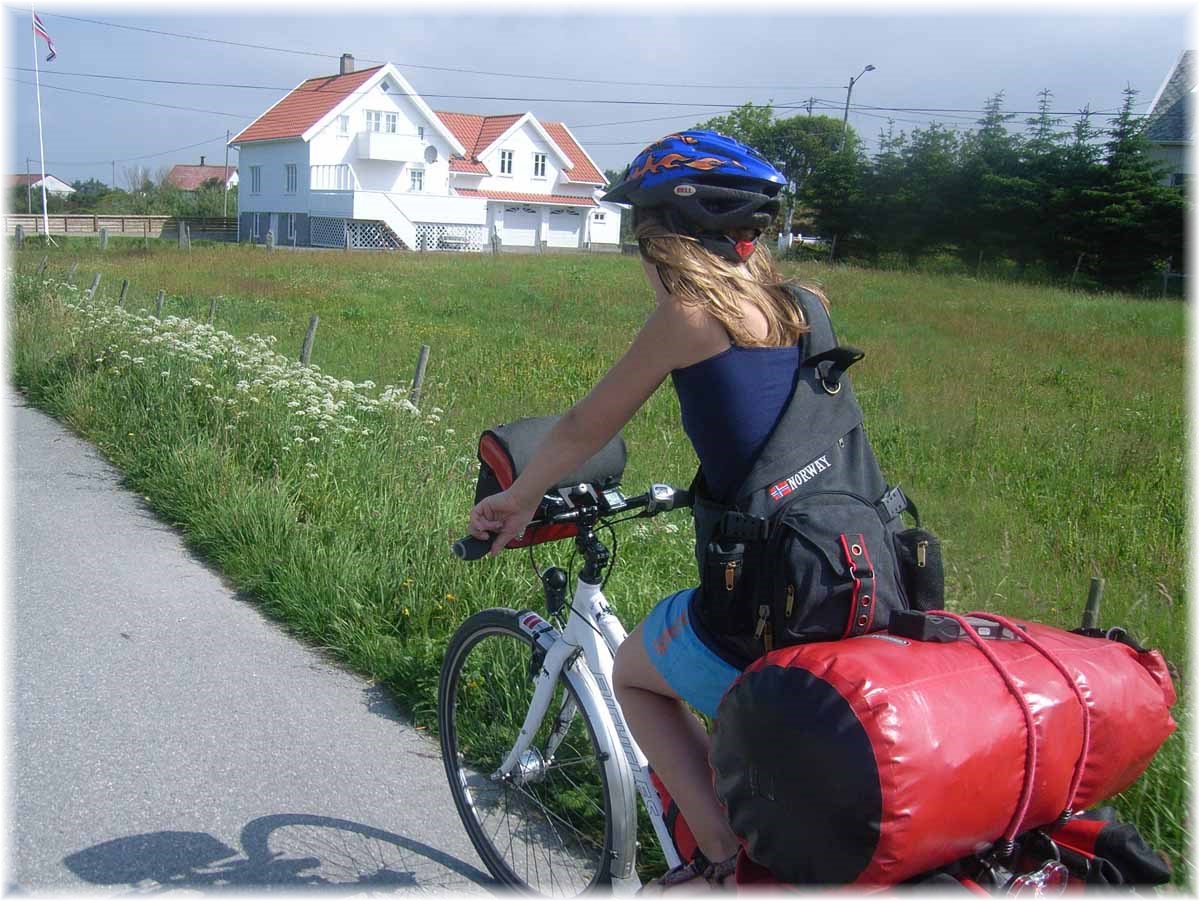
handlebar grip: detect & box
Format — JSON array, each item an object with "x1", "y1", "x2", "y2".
[
  {"x1": 452, "y1": 535, "x2": 495, "y2": 561},
  {"x1": 672, "y1": 487, "x2": 694, "y2": 510}
]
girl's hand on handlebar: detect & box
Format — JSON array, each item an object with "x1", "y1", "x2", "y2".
[{"x1": 469, "y1": 489, "x2": 540, "y2": 557}]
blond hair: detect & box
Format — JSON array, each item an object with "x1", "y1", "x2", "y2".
[{"x1": 634, "y1": 214, "x2": 822, "y2": 348}]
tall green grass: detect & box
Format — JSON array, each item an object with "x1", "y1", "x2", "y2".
[{"x1": 8, "y1": 242, "x2": 1189, "y2": 885}]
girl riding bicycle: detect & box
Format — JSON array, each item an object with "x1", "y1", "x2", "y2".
[{"x1": 468, "y1": 130, "x2": 817, "y2": 889}]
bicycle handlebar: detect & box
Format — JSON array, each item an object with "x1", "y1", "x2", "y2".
[{"x1": 451, "y1": 483, "x2": 693, "y2": 561}]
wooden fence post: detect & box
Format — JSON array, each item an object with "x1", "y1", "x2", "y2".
[
  {"x1": 99, "y1": 227, "x2": 109, "y2": 251},
  {"x1": 207, "y1": 298, "x2": 217, "y2": 325},
  {"x1": 155, "y1": 289, "x2": 165, "y2": 319},
  {"x1": 299, "y1": 315, "x2": 320, "y2": 365},
  {"x1": 66, "y1": 262, "x2": 78, "y2": 285},
  {"x1": 118, "y1": 278, "x2": 129, "y2": 307},
  {"x1": 86, "y1": 272, "x2": 101, "y2": 301},
  {"x1": 185, "y1": 222, "x2": 192, "y2": 250},
  {"x1": 14, "y1": 224, "x2": 25, "y2": 246},
  {"x1": 410, "y1": 344, "x2": 430, "y2": 408}
]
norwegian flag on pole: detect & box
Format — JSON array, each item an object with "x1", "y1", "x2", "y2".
[{"x1": 33, "y1": 13, "x2": 56, "y2": 62}]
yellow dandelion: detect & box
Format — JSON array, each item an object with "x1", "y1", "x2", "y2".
[{"x1": 446, "y1": 593, "x2": 457, "y2": 601}]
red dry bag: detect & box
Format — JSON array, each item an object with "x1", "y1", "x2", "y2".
[{"x1": 709, "y1": 612, "x2": 1176, "y2": 886}]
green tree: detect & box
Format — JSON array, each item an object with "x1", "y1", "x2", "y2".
[
  {"x1": 698, "y1": 101, "x2": 775, "y2": 146},
  {"x1": 1079, "y1": 86, "x2": 1184, "y2": 290}
]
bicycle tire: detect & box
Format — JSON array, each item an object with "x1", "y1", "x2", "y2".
[{"x1": 438, "y1": 607, "x2": 616, "y2": 896}]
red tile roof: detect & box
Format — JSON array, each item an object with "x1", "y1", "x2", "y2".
[
  {"x1": 9, "y1": 173, "x2": 68, "y2": 188},
  {"x1": 232, "y1": 65, "x2": 383, "y2": 144},
  {"x1": 166, "y1": 165, "x2": 236, "y2": 191},
  {"x1": 542, "y1": 122, "x2": 605, "y2": 184},
  {"x1": 454, "y1": 189, "x2": 596, "y2": 207}
]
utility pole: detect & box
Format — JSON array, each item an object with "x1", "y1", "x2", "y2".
[
  {"x1": 26, "y1": 157, "x2": 32, "y2": 214},
  {"x1": 804, "y1": 97, "x2": 814, "y2": 116},
  {"x1": 838, "y1": 64, "x2": 876, "y2": 152},
  {"x1": 223, "y1": 130, "x2": 230, "y2": 218}
]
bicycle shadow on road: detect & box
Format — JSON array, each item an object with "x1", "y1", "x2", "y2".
[{"x1": 62, "y1": 813, "x2": 496, "y2": 893}]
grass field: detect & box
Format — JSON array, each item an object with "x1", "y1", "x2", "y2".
[{"x1": 8, "y1": 239, "x2": 1189, "y2": 886}]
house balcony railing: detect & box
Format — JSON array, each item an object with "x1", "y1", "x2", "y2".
[{"x1": 356, "y1": 130, "x2": 426, "y2": 163}]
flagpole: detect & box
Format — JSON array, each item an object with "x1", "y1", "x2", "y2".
[{"x1": 31, "y1": 7, "x2": 54, "y2": 244}]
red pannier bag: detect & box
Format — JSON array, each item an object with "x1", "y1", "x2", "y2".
[
  {"x1": 473, "y1": 415, "x2": 626, "y2": 549},
  {"x1": 709, "y1": 611, "x2": 1176, "y2": 886}
]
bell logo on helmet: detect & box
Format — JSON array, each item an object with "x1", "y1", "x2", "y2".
[{"x1": 674, "y1": 184, "x2": 697, "y2": 197}]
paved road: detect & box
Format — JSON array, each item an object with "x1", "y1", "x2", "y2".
[{"x1": 8, "y1": 387, "x2": 493, "y2": 895}]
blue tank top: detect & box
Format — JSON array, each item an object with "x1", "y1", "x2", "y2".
[{"x1": 671, "y1": 343, "x2": 802, "y2": 502}]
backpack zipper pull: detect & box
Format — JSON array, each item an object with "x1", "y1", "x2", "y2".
[
  {"x1": 917, "y1": 540, "x2": 928, "y2": 568},
  {"x1": 755, "y1": 604, "x2": 773, "y2": 651},
  {"x1": 725, "y1": 560, "x2": 738, "y2": 592},
  {"x1": 784, "y1": 584, "x2": 795, "y2": 618}
]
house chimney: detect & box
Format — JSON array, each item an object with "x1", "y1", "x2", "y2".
[
  {"x1": 200, "y1": 155, "x2": 206, "y2": 166},
  {"x1": 340, "y1": 53, "x2": 355, "y2": 75}
]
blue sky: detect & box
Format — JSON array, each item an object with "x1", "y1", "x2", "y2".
[{"x1": 4, "y1": 2, "x2": 1194, "y2": 189}]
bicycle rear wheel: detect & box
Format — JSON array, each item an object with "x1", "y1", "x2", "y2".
[{"x1": 438, "y1": 608, "x2": 615, "y2": 896}]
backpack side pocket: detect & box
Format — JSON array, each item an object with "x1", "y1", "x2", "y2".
[{"x1": 894, "y1": 528, "x2": 944, "y2": 612}]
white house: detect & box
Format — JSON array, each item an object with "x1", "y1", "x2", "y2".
[
  {"x1": 230, "y1": 54, "x2": 621, "y2": 251},
  {"x1": 1144, "y1": 50, "x2": 1193, "y2": 189},
  {"x1": 9, "y1": 173, "x2": 75, "y2": 197}
]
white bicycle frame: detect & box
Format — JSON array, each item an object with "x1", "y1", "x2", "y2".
[{"x1": 504, "y1": 575, "x2": 685, "y2": 891}]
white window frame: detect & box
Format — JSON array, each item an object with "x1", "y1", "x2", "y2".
[
  {"x1": 385, "y1": 112, "x2": 398, "y2": 134},
  {"x1": 418, "y1": 126, "x2": 425, "y2": 140},
  {"x1": 365, "y1": 110, "x2": 382, "y2": 133},
  {"x1": 500, "y1": 149, "x2": 513, "y2": 176},
  {"x1": 285, "y1": 164, "x2": 297, "y2": 194},
  {"x1": 533, "y1": 152, "x2": 547, "y2": 179},
  {"x1": 410, "y1": 167, "x2": 424, "y2": 192},
  {"x1": 338, "y1": 115, "x2": 349, "y2": 135},
  {"x1": 249, "y1": 165, "x2": 261, "y2": 194},
  {"x1": 593, "y1": 211, "x2": 606, "y2": 222},
  {"x1": 287, "y1": 213, "x2": 296, "y2": 241},
  {"x1": 252, "y1": 212, "x2": 260, "y2": 238}
]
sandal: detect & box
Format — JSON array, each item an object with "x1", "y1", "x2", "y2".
[{"x1": 641, "y1": 849, "x2": 738, "y2": 893}]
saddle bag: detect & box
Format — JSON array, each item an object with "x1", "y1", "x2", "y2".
[
  {"x1": 473, "y1": 415, "x2": 626, "y2": 549},
  {"x1": 708, "y1": 612, "x2": 1177, "y2": 886}
]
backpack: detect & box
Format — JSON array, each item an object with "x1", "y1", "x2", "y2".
[{"x1": 690, "y1": 285, "x2": 943, "y2": 665}]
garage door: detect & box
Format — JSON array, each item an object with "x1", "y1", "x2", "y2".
[
  {"x1": 501, "y1": 206, "x2": 539, "y2": 247},
  {"x1": 547, "y1": 207, "x2": 581, "y2": 248}
]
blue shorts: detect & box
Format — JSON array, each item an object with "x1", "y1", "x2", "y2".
[{"x1": 642, "y1": 588, "x2": 742, "y2": 719}]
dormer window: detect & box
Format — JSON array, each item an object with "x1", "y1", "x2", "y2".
[
  {"x1": 500, "y1": 150, "x2": 514, "y2": 176},
  {"x1": 533, "y1": 152, "x2": 547, "y2": 178}
]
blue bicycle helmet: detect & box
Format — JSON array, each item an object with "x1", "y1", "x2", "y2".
[{"x1": 602, "y1": 130, "x2": 787, "y2": 263}]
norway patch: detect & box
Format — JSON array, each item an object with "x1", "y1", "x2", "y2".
[{"x1": 769, "y1": 454, "x2": 832, "y2": 503}]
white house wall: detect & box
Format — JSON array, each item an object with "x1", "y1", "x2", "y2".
[
  {"x1": 476, "y1": 124, "x2": 592, "y2": 200},
  {"x1": 589, "y1": 201, "x2": 622, "y2": 245},
  {"x1": 307, "y1": 78, "x2": 456, "y2": 197},
  {"x1": 238, "y1": 140, "x2": 311, "y2": 215}
]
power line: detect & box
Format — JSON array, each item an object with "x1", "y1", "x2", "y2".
[
  {"x1": 16, "y1": 10, "x2": 843, "y2": 92},
  {"x1": 8, "y1": 77, "x2": 257, "y2": 119},
  {"x1": 32, "y1": 133, "x2": 233, "y2": 167}
]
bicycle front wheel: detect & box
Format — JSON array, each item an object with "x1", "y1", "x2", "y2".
[{"x1": 438, "y1": 608, "x2": 615, "y2": 896}]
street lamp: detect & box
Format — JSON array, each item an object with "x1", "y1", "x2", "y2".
[{"x1": 838, "y1": 64, "x2": 876, "y2": 152}]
